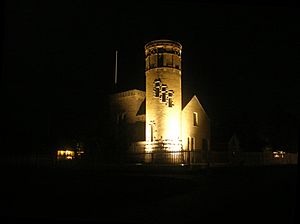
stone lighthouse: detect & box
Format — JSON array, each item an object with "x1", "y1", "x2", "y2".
[{"x1": 145, "y1": 40, "x2": 182, "y2": 151}]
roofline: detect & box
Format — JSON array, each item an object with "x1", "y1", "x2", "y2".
[
  {"x1": 110, "y1": 89, "x2": 145, "y2": 94},
  {"x1": 182, "y1": 95, "x2": 209, "y2": 118},
  {"x1": 109, "y1": 89, "x2": 146, "y2": 98},
  {"x1": 145, "y1": 39, "x2": 182, "y2": 50}
]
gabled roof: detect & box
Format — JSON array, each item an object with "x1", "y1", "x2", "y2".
[
  {"x1": 133, "y1": 94, "x2": 209, "y2": 117},
  {"x1": 182, "y1": 95, "x2": 209, "y2": 119},
  {"x1": 110, "y1": 89, "x2": 145, "y2": 99}
]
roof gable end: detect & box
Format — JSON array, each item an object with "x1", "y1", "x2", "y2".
[{"x1": 182, "y1": 95, "x2": 209, "y2": 118}]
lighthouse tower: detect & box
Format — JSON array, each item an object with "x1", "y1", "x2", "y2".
[{"x1": 145, "y1": 40, "x2": 182, "y2": 151}]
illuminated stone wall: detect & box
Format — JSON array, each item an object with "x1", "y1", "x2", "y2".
[
  {"x1": 109, "y1": 89, "x2": 146, "y2": 143},
  {"x1": 182, "y1": 96, "x2": 210, "y2": 151},
  {"x1": 145, "y1": 40, "x2": 182, "y2": 147}
]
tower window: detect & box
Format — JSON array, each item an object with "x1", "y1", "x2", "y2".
[
  {"x1": 161, "y1": 85, "x2": 167, "y2": 102},
  {"x1": 168, "y1": 97, "x2": 172, "y2": 107},
  {"x1": 153, "y1": 79, "x2": 161, "y2": 97},
  {"x1": 152, "y1": 80, "x2": 173, "y2": 107},
  {"x1": 167, "y1": 90, "x2": 174, "y2": 107},
  {"x1": 122, "y1": 112, "x2": 126, "y2": 121},
  {"x1": 193, "y1": 112, "x2": 198, "y2": 126},
  {"x1": 158, "y1": 48, "x2": 164, "y2": 53},
  {"x1": 155, "y1": 87, "x2": 159, "y2": 97},
  {"x1": 117, "y1": 113, "x2": 126, "y2": 124},
  {"x1": 158, "y1": 54, "x2": 163, "y2": 67}
]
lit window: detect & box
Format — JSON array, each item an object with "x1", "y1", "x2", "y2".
[
  {"x1": 57, "y1": 149, "x2": 75, "y2": 160},
  {"x1": 193, "y1": 112, "x2": 198, "y2": 126},
  {"x1": 273, "y1": 150, "x2": 285, "y2": 158}
]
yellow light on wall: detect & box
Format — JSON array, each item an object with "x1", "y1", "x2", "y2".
[
  {"x1": 145, "y1": 140, "x2": 182, "y2": 152},
  {"x1": 167, "y1": 118, "x2": 180, "y2": 140},
  {"x1": 166, "y1": 141, "x2": 181, "y2": 152},
  {"x1": 145, "y1": 143, "x2": 153, "y2": 153},
  {"x1": 165, "y1": 115, "x2": 182, "y2": 152}
]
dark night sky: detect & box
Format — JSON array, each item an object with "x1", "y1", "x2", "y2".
[{"x1": 2, "y1": 0, "x2": 300, "y2": 152}]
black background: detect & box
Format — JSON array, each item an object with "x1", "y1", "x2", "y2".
[{"x1": 2, "y1": 0, "x2": 299, "y2": 154}]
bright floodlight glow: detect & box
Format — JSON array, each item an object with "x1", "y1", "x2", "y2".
[
  {"x1": 167, "y1": 115, "x2": 180, "y2": 140},
  {"x1": 145, "y1": 139, "x2": 182, "y2": 152}
]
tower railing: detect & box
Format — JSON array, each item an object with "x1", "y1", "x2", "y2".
[{"x1": 145, "y1": 139, "x2": 183, "y2": 152}]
